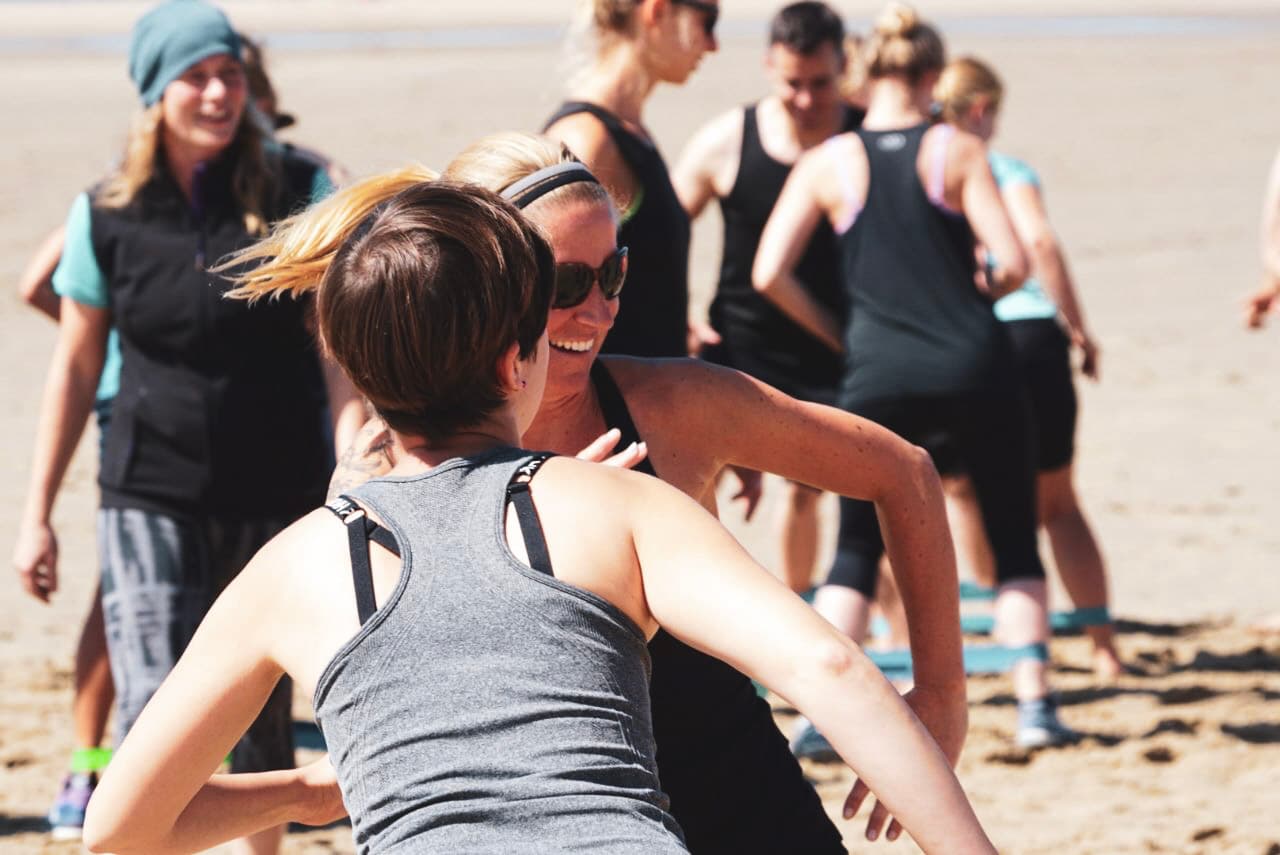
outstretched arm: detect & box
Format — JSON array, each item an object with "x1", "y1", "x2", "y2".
[
  {"x1": 83, "y1": 534, "x2": 346, "y2": 854},
  {"x1": 1002, "y1": 180, "x2": 1099, "y2": 378},
  {"x1": 627, "y1": 473, "x2": 992, "y2": 854}
]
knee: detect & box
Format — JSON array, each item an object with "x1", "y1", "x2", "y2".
[{"x1": 1037, "y1": 472, "x2": 1080, "y2": 524}]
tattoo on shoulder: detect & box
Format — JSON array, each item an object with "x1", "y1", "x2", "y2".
[{"x1": 327, "y1": 419, "x2": 395, "y2": 501}]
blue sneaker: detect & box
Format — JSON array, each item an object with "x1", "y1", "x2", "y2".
[
  {"x1": 47, "y1": 772, "x2": 96, "y2": 841},
  {"x1": 789, "y1": 721, "x2": 840, "y2": 762},
  {"x1": 1016, "y1": 697, "x2": 1080, "y2": 749}
]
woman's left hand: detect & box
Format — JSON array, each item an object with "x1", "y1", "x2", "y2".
[{"x1": 293, "y1": 756, "x2": 348, "y2": 827}]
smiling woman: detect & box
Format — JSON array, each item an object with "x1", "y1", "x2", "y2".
[{"x1": 11, "y1": 3, "x2": 357, "y2": 854}]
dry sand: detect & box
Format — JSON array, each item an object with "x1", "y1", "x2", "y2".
[{"x1": 1, "y1": 2, "x2": 1279, "y2": 853}]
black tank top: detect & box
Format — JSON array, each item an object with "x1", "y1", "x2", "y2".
[
  {"x1": 546, "y1": 103, "x2": 690, "y2": 358},
  {"x1": 589, "y1": 360, "x2": 844, "y2": 854},
  {"x1": 837, "y1": 123, "x2": 1012, "y2": 407},
  {"x1": 711, "y1": 104, "x2": 861, "y2": 393}
]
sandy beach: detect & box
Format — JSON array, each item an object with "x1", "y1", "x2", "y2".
[{"x1": 2, "y1": 2, "x2": 1279, "y2": 852}]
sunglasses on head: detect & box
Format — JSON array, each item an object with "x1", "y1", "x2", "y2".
[
  {"x1": 554, "y1": 246, "x2": 628, "y2": 309},
  {"x1": 671, "y1": 0, "x2": 719, "y2": 37}
]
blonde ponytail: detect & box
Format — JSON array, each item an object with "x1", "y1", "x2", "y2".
[{"x1": 223, "y1": 164, "x2": 438, "y2": 302}]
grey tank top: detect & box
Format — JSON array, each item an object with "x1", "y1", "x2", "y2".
[{"x1": 313, "y1": 447, "x2": 687, "y2": 854}]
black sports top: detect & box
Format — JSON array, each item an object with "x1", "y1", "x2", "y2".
[
  {"x1": 710, "y1": 104, "x2": 862, "y2": 398},
  {"x1": 546, "y1": 102, "x2": 690, "y2": 358},
  {"x1": 837, "y1": 123, "x2": 1012, "y2": 407},
  {"x1": 589, "y1": 360, "x2": 845, "y2": 855}
]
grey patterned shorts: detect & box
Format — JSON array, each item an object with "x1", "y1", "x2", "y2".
[{"x1": 98, "y1": 507, "x2": 296, "y2": 772}]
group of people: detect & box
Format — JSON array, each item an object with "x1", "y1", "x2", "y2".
[{"x1": 11, "y1": 0, "x2": 1121, "y2": 852}]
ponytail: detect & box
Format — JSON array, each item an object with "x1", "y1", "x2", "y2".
[{"x1": 223, "y1": 164, "x2": 438, "y2": 302}]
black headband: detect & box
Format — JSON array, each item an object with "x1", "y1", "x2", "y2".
[{"x1": 500, "y1": 162, "x2": 600, "y2": 210}]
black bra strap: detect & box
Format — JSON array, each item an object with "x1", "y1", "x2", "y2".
[
  {"x1": 326, "y1": 495, "x2": 400, "y2": 626},
  {"x1": 506, "y1": 454, "x2": 555, "y2": 576},
  {"x1": 589, "y1": 361, "x2": 657, "y2": 477}
]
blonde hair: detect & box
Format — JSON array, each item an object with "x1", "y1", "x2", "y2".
[
  {"x1": 840, "y1": 32, "x2": 867, "y2": 105},
  {"x1": 443, "y1": 132, "x2": 618, "y2": 224},
  {"x1": 856, "y1": 2, "x2": 945, "y2": 85},
  {"x1": 225, "y1": 164, "x2": 438, "y2": 303},
  {"x1": 935, "y1": 56, "x2": 1003, "y2": 124},
  {"x1": 96, "y1": 100, "x2": 279, "y2": 235}
]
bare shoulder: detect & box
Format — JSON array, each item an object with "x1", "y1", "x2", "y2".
[
  {"x1": 602, "y1": 355, "x2": 764, "y2": 426},
  {"x1": 545, "y1": 111, "x2": 636, "y2": 202},
  {"x1": 929, "y1": 123, "x2": 987, "y2": 169},
  {"x1": 674, "y1": 106, "x2": 745, "y2": 199}
]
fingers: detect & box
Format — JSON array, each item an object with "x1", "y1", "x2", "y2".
[
  {"x1": 575, "y1": 428, "x2": 622, "y2": 463},
  {"x1": 886, "y1": 817, "x2": 903, "y2": 843},
  {"x1": 604, "y1": 441, "x2": 648, "y2": 471},
  {"x1": 843, "y1": 778, "x2": 869, "y2": 820},
  {"x1": 864, "y1": 798, "x2": 892, "y2": 842}
]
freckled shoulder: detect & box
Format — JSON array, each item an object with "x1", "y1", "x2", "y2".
[{"x1": 598, "y1": 356, "x2": 760, "y2": 456}]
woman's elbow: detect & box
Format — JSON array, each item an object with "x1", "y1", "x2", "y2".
[{"x1": 751, "y1": 254, "x2": 781, "y2": 296}]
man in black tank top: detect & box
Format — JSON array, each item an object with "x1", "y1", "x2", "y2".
[
  {"x1": 674, "y1": 2, "x2": 860, "y2": 594},
  {"x1": 675, "y1": 1, "x2": 859, "y2": 403}
]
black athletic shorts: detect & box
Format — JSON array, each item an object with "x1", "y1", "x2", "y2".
[{"x1": 1004, "y1": 318, "x2": 1077, "y2": 471}]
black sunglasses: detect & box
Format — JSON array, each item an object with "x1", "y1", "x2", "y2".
[
  {"x1": 555, "y1": 246, "x2": 628, "y2": 309},
  {"x1": 671, "y1": 0, "x2": 719, "y2": 37}
]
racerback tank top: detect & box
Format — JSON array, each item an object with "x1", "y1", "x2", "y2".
[
  {"x1": 313, "y1": 446, "x2": 687, "y2": 854},
  {"x1": 546, "y1": 102, "x2": 690, "y2": 359},
  {"x1": 711, "y1": 104, "x2": 860, "y2": 396},
  {"x1": 837, "y1": 123, "x2": 1012, "y2": 407}
]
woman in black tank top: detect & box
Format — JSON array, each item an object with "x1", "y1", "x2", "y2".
[
  {"x1": 83, "y1": 177, "x2": 995, "y2": 855},
  {"x1": 755, "y1": 4, "x2": 1078, "y2": 749},
  {"x1": 543, "y1": 0, "x2": 720, "y2": 357}
]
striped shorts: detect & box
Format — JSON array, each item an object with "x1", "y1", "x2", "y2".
[{"x1": 98, "y1": 507, "x2": 296, "y2": 773}]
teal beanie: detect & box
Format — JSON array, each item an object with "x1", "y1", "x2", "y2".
[{"x1": 128, "y1": 0, "x2": 241, "y2": 107}]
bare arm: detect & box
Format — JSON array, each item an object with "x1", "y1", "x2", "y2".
[
  {"x1": 627, "y1": 473, "x2": 992, "y2": 854},
  {"x1": 1002, "y1": 181, "x2": 1099, "y2": 378},
  {"x1": 954, "y1": 136, "x2": 1027, "y2": 298},
  {"x1": 752, "y1": 149, "x2": 846, "y2": 351},
  {"x1": 665, "y1": 361, "x2": 965, "y2": 765},
  {"x1": 83, "y1": 535, "x2": 345, "y2": 854},
  {"x1": 13, "y1": 298, "x2": 109, "y2": 602},
  {"x1": 1246, "y1": 147, "x2": 1280, "y2": 328},
  {"x1": 17, "y1": 226, "x2": 66, "y2": 321},
  {"x1": 672, "y1": 109, "x2": 740, "y2": 220}
]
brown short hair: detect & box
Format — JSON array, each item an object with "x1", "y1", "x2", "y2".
[{"x1": 321, "y1": 182, "x2": 555, "y2": 441}]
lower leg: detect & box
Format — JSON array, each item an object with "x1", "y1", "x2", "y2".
[
  {"x1": 943, "y1": 476, "x2": 997, "y2": 589},
  {"x1": 1039, "y1": 467, "x2": 1122, "y2": 675},
  {"x1": 873, "y1": 558, "x2": 910, "y2": 648},
  {"x1": 72, "y1": 586, "x2": 114, "y2": 751},
  {"x1": 813, "y1": 584, "x2": 873, "y2": 643},
  {"x1": 778, "y1": 482, "x2": 823, "y2": 593},
  {"x1": 994, "y1": 579, "x2": 1051, "y2": 701}
]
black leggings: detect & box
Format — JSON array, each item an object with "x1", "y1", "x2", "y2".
[{"x1": 826, "y1": 386, "x2": 1046, "y2": 596}]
